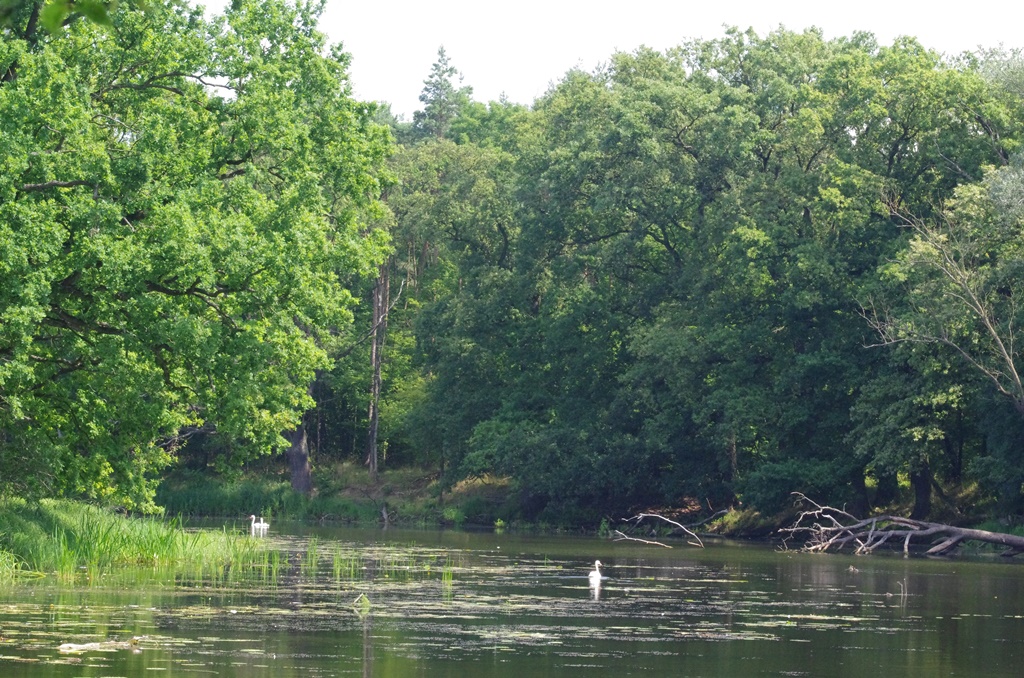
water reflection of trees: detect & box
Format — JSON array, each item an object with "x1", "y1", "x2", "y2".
[{"x1": 362, "y1": 614, "x2": 374, "y2": 678}]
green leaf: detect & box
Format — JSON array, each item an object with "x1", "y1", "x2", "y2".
[
  {"x1": 38, "y1": 0, "x2": 71, "y2": 32},
  {"x1": 75, "y1": 0, "x2": 113, "y2": 26}
]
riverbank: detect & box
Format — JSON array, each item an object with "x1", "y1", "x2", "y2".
[
  {"x1": 4, "y1": 487, "x2": 1020, "y2": 582},
  {"x1": 153, "y1": 463, "x2": 784, "y2": 538},
  {"x1": 155, "y1": 462, "x2": 514, "y2": 528},
  {"x1": 149, "y1": 463, "x2": 868, "y2": 537}
]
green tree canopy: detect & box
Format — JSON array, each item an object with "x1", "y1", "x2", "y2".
[
  {"x1": 398, "y1": 28, "x2": 1023, "y2": 520},
  {"x1": 0, "y1": 0, "x2": 390, "y2": 510}
]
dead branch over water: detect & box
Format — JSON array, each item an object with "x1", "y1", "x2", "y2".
[
  {"x1": 781, "y1": 493, "x2": 1024, "y2": 557},
  {"x1": 613, "y1": 511, "x2": 725, "y2": 548}
]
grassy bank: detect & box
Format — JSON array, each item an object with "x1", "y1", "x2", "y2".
[
  {"x1": 156, "y1": 463, "x2": 516, "y2": 528},
  {"x1": 0, "y1": 497, "x2": 262, "y2": 581}
]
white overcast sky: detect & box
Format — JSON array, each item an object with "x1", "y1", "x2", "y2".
[{"x1": 208, "y1": 1, "x2": 1023, "y2": 119}]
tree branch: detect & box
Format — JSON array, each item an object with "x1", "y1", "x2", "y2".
[
  {"x1": 335, "y1": 278, "x2": 406, "y2": 360},
  {"x1": 781, "y1": 493, "x2": 1024, "y2": 557},
  {"x1": 20, "y1": 180, "x2": 94, "y2": 193},
  {"x1": 618, "y1": 512, "x2": 706, "y2": 548}
]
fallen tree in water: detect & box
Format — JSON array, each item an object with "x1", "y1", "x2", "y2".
[{"x1": 781, "y1": 494, "x2": 1024, "y2": 557}]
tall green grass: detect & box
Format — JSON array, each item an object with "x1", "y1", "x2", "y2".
[
  {"x1": 0, "y1": 497, "x2": 263, "y2": 582},
  {"x1": 1, "y1": 496, "x2": 469, "y2": 588},
  {"x1": 0, "y1": 548, "x2": 24, "y2": 579}
]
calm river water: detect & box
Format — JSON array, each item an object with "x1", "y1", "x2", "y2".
[{"x1": 2, "y1": 525, "x2": 1023, "y2": 677}]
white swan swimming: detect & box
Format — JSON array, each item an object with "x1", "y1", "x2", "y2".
[
  {"x1": 589, "y1": 560, "x2": 603, "y2": 585},
  {"x1": 249, "y1": 514, "x2": 269, "y2": 536}
]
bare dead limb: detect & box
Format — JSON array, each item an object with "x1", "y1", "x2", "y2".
[
  {"x1": 612, "y1": 530, "x2": 673, "y2": 548},
  {"x1": 620, "y1": 512, "x2": 706, "y2": 548},
  {"x1": 781, "y1": 493, "x2": 1024, "y2": 557}
]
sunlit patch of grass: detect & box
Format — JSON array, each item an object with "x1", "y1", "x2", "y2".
[
  {"x1": 154, "y1": 470, "x2": 294, "y2": 519},
  {"x1": 157, "y1": 462, "x2": 518, "y2": 527},
  {"x1": 157, "y1": 467, "x2": 386, "y2": 523}
]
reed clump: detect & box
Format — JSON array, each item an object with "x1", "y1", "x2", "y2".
[{"x1": 0, "y1": 497, "x2": 263, "y2": 581}]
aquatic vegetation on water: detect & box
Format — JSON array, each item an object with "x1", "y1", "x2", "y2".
[
  {"x1": 58, "y1": 637, "x2": 142, "y2": 653},
  {"x1": 332, "y1": 546, "x2": 360, "y2": 581},
  {"x1": 3, "y1": 531, "x2": 1023, "y2": 677},
  {"x1": 302, "y1": 537, "x2": 320, "y2": 579}
]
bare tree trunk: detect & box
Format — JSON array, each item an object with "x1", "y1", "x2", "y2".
[
  {"x1": 366, "y1": 263, "x2": 389, "y2": 481},
  {"x1": 285, "y1": 378, "x2": 317, "y2": 495}
]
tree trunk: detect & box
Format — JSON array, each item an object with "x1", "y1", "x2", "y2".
[
  {"x1": 287, "y1": 422, "x2": 312, "y2": 495},
  {"x1": 727, "y1": 430, "x2": 737, "y2": 483},
  {"x1": 910, "y1": 460, "x2": 932, "y2": 520},
  {"x1": 286, "y1": 381, "x2": 316, "y2": 495},
  {"x1": 366, "y1": 263, "x2": 389, "y2": 481}
]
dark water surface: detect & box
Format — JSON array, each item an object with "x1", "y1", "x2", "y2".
[{"x1": 3, "y1": 525, "x2": 1024, "y2": 677}]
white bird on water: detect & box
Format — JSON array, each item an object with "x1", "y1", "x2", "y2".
[
  {"x1": 249, "y1": 514, "x2": 269, "y2": 536},
  {"x1": 589, "y1": 560, "x2": 603, "y2": 585}
]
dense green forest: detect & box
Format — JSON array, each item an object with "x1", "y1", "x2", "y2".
[{"x1": 3, "y1": 0, "x2": 1024, "y2": 527}]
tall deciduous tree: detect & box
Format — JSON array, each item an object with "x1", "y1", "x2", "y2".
[
  {"x1": 865, "y1": 157, "x2": 1024, "y2": 511},
  {"x1": 0, "y1": 0, "x2": 390, "y2": 509},
  {"x1": 872, "y1": 170, "x2": 1024, "y2": 413},
  {"x1": 383, "y1": 137, "x2": 519, "y2": 477}
]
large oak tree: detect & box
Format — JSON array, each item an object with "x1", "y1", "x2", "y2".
[{"x1": 0, "y1": 0, "x2": 390, "y2": 510}]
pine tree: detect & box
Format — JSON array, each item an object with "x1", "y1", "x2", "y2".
[{"x1": 413, "y1": 46, "x2": 472, "y2": 140}]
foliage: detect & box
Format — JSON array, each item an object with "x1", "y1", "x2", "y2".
[
  {"x1": 5, "y1": 13, "x2": 1024, "y2": 526},
  {"x1": 155, "y1": 468, "x2": 389, "y2": 522},
  {"x1": 2, "y1": 0, "x2": 129, "y2": 38},
  {"x1": 873, "y1": 164, "x2": 1024, "y2": 412},
  {"x1": 0, "y1": 0, "x2": 390, "y2": 509},
  {"x1": 387, "y1": 28, "x2": 1023, "y2": 521}
]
